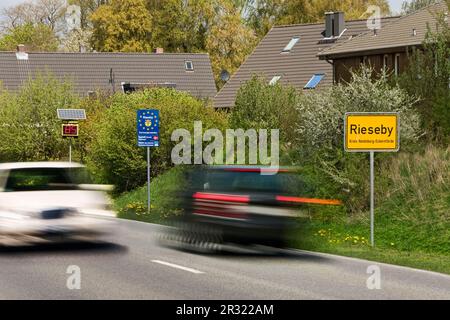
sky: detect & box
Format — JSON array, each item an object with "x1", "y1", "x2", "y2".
[{"x1": 0, "y1": 0, "x2": 406, "y2": 15}]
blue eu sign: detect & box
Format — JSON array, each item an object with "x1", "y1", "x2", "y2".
[{"x1": 137, "y1": 109, "x2": 160, "y2": 147}]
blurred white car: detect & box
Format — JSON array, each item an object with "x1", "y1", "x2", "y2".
[{"x1": 0, "y1": 162, "x2": 116, "y2": 245}]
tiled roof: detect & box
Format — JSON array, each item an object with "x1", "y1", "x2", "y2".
[
  {"x1": 213, "y1": 16, "x2": 399, "y2": 108},
  {"x1": 0, "y1": 52, "x2": 217, "y2": 99},
  {"x1": 318, "y1": 1, "x2": 449, "y2": 58}
]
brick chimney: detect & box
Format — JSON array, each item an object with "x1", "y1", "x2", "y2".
[{"x1": 154, "y1": 47, "x2": 164, "y2": 54}]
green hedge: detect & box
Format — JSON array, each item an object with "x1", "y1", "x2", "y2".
[{"x1": 85, "y1": 88, "x2": 228, "y2": 193}]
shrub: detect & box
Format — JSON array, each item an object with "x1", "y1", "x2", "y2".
[
  {"x1": 398, "y1": 5, "x2": 450, "y2": 141},
  {"x1": 294, "y1": 67, "x2": 422, "y2": 213},
  {"x1": 296, "y1": 67, "x2": 421, "y2": 152},
  {"x1": 0, "y1": 73, "x2": 79, "y2": 162},
  {"x1": 86, "y1": 88, "x2": 228, "y2": 193},
  {"x1": 231, "y1": 75, "x2": 299, "y2": 156}
]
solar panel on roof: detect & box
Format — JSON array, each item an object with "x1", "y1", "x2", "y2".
[
  {"x1": 57, "y1": 109, "x2": 86, "y2": 120},
  {"x1": 304, "y1": 74, "x2": 325, "y2": 89}
]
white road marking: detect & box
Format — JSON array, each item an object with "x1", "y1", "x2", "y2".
[{"x1": 151, "y1": 260, "x2": 204, "y2": 274}]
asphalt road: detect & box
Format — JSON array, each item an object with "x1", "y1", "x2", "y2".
[{"x1": 0, "y1": 218, "x2": 449, "y2": 300}]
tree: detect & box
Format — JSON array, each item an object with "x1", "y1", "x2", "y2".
[
  {"x1": 206, "y1": 1, "x2": 257, "y2": 87},
  {"x1": 401, "y1": 0, "x2": 438, "y2": 14},
  {"x1": 90, "y1": 0, "x2": 152, "y2": 52},
  {"x1": 34, "y1": 0, "x2": 67, "y2": 31},
  {"x1": 246, "y1": 0, "x2": 284, "y2": 38},
  {"x1": 398, "y1": 1, "x2": 450, "y2": 140},
  {"x1": 0, "y1": 0, "x2": 66, "y2": 33},
  {"x1": 148, "y1": 0, "x2": 215, "y2": 53},
  {"x1": 1, "y1": 2, "x2": 38, "y2": 32},
  {"x1": 61, "y1": 28, "x2": 93, "y2": 52},
  {"x1": 0, "y1": 23, "x2": 59, "y2": 52},
  {"x1": 276, "y1": 0, "x2": 391, "y2": 25},
  {"x1": 245, "y1": 0, "x2": 391, "y2": 38}
]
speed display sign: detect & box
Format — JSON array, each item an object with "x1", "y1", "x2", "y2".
[{"x1": 61, "y1": 123, "x2": 79, "y2": 137}]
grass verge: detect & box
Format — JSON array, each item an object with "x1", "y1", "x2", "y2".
[
  {"x1": 292, "y1": 220, "x2": 450, "y2": 275},
  {"x1": 114, "y1": 166, "x2": 185, "y2": 225}
]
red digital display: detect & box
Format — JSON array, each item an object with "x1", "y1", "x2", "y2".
[{"x1": 62, "y1": 124, "x2": 79, "y2": 137}]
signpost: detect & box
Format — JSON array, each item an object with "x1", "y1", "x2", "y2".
[
  {"x1": 57, "y1": 109, "x2": 86, "y2": 162},
  {"x1": 137, "y1": 109, "x2": 160, "y2": 214},
  {"x1": 344, "y1": 112, "x2": 399, "y2": 246}
]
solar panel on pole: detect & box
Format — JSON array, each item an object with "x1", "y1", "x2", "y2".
[{"x1": 57, "y1": 109, "x2": 86, "y2": 120}]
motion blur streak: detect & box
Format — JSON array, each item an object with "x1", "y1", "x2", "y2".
[
  {"x1": 224, "y1": 168, "x2": 289, "y2": 173},
  {"x1": 0, "y1": 162, "x2": 116, "y2": 247},
  {"x1": 193, "y1": 192, "x2": 250, "y2": 203},
  {"x1": 162, "y1": 165, "x2": 342, "y2": 252},
  {"x1": 276, "y1": 196, "x2": 343, "y2": 205}
]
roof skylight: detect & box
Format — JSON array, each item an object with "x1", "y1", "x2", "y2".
[
  {"x1": 185, "y1": 60, "x2": 194, "y2": 71},
  {"x1": 269, "y1": 75, "x2": 281, "y2": 85},
  {"x1": 282, "y1": 37, "x2": 300, "y2": 52}
]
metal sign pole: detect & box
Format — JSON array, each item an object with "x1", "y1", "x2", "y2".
[
  {"x1": 69, "y1": 138, "x2": 72, "y2": 163},
  {"x1": 137, "y1": 109, "x2": 159, "y2": 214},
  {"x1": 370, "y1": 151, "x2": 375, "y2": 247},
  {"x1": 147, "y1": 146, "x2": 151, "y2": 214},
  {"x1": 344, "y1": 113, "x2": 399, "y2": 248}
]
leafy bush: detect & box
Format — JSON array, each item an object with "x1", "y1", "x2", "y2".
[
  {"x1": 231, "y1": 75, "x2": 299, "y2": 155},
  {"x1": 0, "y1": 23, "x2": 59, "y2": 52},
  {"x1": 398, "y1": 6, "x2": 450, "y2": 140},
  {"x1": 86, "y1": 88, "x2": 228, "y2": 193},
  {"x1": 0, "y1": 73, "x2": 79, "y2": 162},
  {"x1": 296, "y1": 67, "x2": 421, "y2": 152},
  {"x1": 294, "y1": 67, "x2": 422, "y2": 213}
]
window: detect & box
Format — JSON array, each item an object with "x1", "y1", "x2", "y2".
[
  {"x1": 304, "y1": 74, "x2": 325, "y2": 89},
  {"x1": 269, "y1": 75, "x2": 281, "y2": 85},
  {"x1": 282, "y1": 37, "x2": 300, "y2": 52},
  {"x1": 4, "y1": 167, "x2": 92, "y2": 192},
  {"x1": 185, "y1": 60, "x2": 194, "y2": 71},
  {"x1": 394, "y1": 54, "x2": 400, "y2": 76}
]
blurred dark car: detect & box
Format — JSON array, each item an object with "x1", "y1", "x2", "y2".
[{"x1": 166, "y1": 166, "x2": 341, "y2": 251}]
